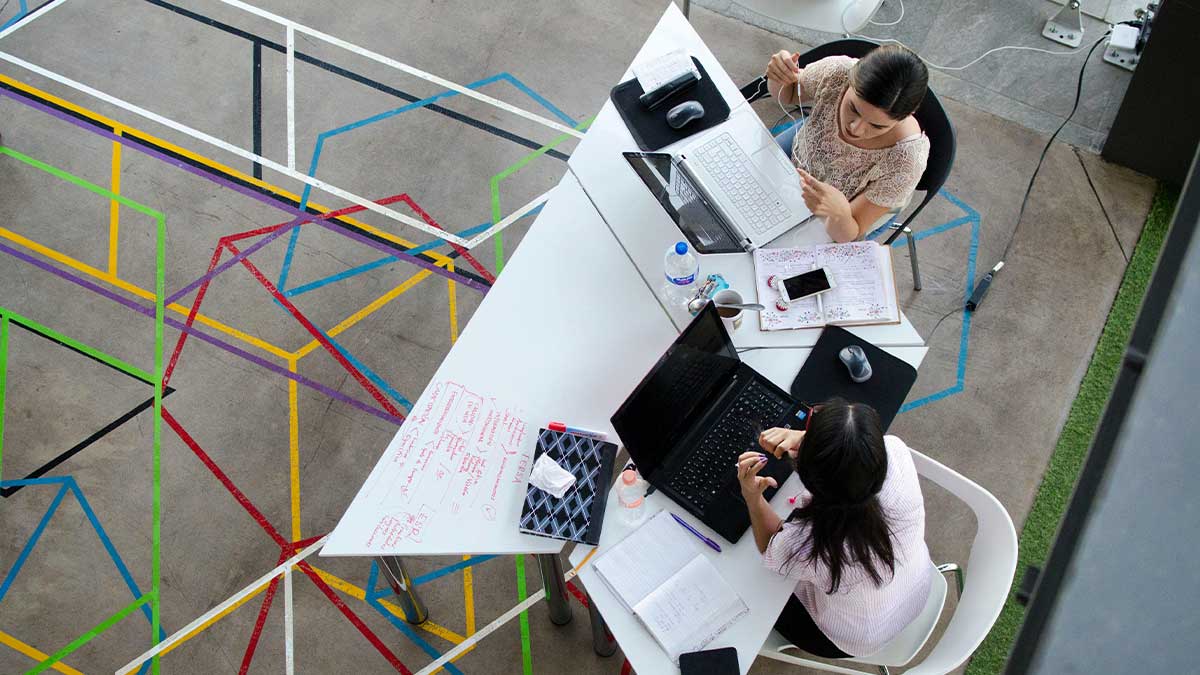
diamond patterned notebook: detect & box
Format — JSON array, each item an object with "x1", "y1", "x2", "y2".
[{"x1": 518, "y1": 428, "x2": 617, "y2": 545}]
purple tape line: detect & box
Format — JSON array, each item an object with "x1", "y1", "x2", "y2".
[
  {"x1": 0, "y1": 240, "x2": 405, "y2": 426},
  {"x1": 164, "y1": 213, "x2": 307, "y2": 306},
  {"x1": 0, "y1": 86, "x2": 491, "y2": 296}
]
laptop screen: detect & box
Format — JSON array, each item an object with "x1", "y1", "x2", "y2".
[
  {"x1": 611, "y1": 304, "x2": 740, "y2": 481},
  {"x1": 622, "y1": 152, "x2": 743, "y2": 254}
]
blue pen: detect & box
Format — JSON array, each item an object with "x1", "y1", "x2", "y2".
[{"x1": 671, "y1": 513, "x2": 722, "y2": 553}]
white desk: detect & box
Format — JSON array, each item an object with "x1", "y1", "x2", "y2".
[
  {"x1": 323, "y1": 172, "x2": 678, "y2": 620},
  {"x1": 568, "y1": 4, "x2": 923, "y2": 349},
  {"x1": 570, "y1": 346, "x2": 925, "y2": 675}
]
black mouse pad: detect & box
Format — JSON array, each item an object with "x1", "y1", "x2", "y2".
[
  {"x1": 790, "y1": 326, "x2": 918, "y2": 431},
  {"x1": 610, "y1": 57, "x2": 731, "y2": 151}
]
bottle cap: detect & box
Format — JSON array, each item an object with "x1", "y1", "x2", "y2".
[
  {"x1": 675, "y1": 242, "x2": 688, "y2": 255},
  {"x1": 621, "y1": 469, "x2": 638, "y2": 485}
]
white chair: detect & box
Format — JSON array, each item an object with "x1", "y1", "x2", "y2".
[{"x1": 757, "y1": 449, "x2": 1018, "y2": 675}]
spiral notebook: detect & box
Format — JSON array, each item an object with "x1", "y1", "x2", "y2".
[
  {"x1": 518, "y1": 428, "x2": 617, "y2": 545},
  {"x1": 594, "y1": 511, "x2": 748, "y2": 663}
]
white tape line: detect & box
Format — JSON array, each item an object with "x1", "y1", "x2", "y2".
[
  {"x1": 0, "y1": 0, "x2": 70, "y2": 41},
  {"x1": 214, "y1": 0, "x2": 584, "y2": 139},
  {"x1": 284, "y1": 567, "x2": 295, "y2": 675},
  {"x1": 114, "y1": 537, "x2": 327, "y2": 675},
  {"x1": 414, "y1": 589, "x2": 547, "y2": 675},
  {"x1": 414, "y1": 555, "x2": 592, "y2": 675},
  {"x1": 462, "y1": 189, "x2": 554, "y2": 250},
  {"x1": 0, "y1": 49, "x2": 483, "y2": 246},
  {"x1": 285, "y1": 24, "x2": 295, "y2": 171}
]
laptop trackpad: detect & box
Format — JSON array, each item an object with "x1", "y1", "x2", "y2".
[{"x1": 753, "y1": 145, "x2": 804, "y2": 204}]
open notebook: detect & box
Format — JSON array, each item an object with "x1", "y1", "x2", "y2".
[
  {"x1": 593, "y1": 511, "x2": 749, "y2": 662},
  {"x1": 754, "y1": 241, "x2": 900, "y2": 330}
]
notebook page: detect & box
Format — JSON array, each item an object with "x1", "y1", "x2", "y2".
[
  {"x1": 593, "y1": 510, "x2": 699, "y2": 611},
  {"x1": 817, "y1": 242, "x2": 899, "y2": 325},
  {"x1": 753, "y1": 248, "x2": 824, "y2": 331},
  {"x1": 633, "y1": 555, "x2": 750, "y2": 662}
]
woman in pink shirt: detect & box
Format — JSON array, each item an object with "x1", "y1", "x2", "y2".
[{"x1": 736, "y1": 399, "x2": 931, "y2": 658}]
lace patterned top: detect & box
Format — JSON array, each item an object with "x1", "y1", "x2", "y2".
[{"x1": 791, "y1": 56, "x2": 929, "y2": 209}]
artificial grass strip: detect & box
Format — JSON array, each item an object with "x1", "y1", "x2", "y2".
[{"x1": 965, "y1": 182, "x2": 1180, "y2": 674}]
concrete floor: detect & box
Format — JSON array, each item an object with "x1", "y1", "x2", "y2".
[{"x1": 0, "y1": 1, "x2": 1155, "y2": 673}]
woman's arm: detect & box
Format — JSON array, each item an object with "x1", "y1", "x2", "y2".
[
  {"x1": 765, "y1": 51, "x2": 816, "y2": 107},
  {"x1": 827, "y1": 194, "x2": 892, "y2": 243},
  {"x1": 797, "y1": 169, "x2": 892, "y2": 242},
  {"x1": 736, "y1": 452, "x2": 784, "y2": 553}
]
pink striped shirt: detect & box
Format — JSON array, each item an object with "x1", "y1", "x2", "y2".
[{"x1": 762, "y1": 436, "x2": 931, "y2": 657}]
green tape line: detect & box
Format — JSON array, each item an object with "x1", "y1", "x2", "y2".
[
  {"x1": 1, "y1": 147, "x2": 168, "y2": 674},
  {"x1": 0, "y1": 307, "x2": 154, "y2": 384},
  {"x1": 488, "y1": 116, "x2": 596, "y2": 275},
  {"x1": 0, "y1": 146, "x2": 163, "y2": 220},
  {"x1": 0, "y1": 314, "x2": 8, "y2": 483},
  {"x1": 515, "y1": 555, "x2": 532, "y2": 675},
  {"x1": 151, "y1": 210, "x2": 165, "y2": 674},
  {"x1": 27, "y1": 594, "x2": 152, "y2": 674}
]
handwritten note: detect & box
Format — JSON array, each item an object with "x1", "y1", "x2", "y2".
[
  {"x1": 753, "y1": 242, "x2": 899, "y2": 330},
  {"x1": 330, "y1": 380, "x2": 531, "y2": 554}
]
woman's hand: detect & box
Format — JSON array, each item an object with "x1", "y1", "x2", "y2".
[
  {"x1": 737, "y1": 451, "x2": 778, "y2": 500},
  {"x1": 797, "y1": 168, "x2": 852, "y2": 221},
  {"x1": 765, "y1": 50, "x2": 801, "y2": 106},
  {"x1": 759, "y1": 427, "x2": 804, "y2": 459}
]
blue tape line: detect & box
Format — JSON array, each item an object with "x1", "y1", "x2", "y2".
[
  {"x1": 402, "y1": 221, "x2": 494, "y2": 258},
  {"x1": 365, "y1": 559, "x2": 387, "y2": 601},
  {"x1": 897, "y1": 194, "x2": 980, "y2": 414},
  {"x1": 413, "y1": 555, "x2": 497, "y2": 586},
  {"x1": 282, "y1": 72, "x2": 567, "y2": 291},
  {"x1": 277, "y1": 226, "x2": 303, "y2": 295},
  {"x1": 0, "y1": 483, "x2": 69, "y2": 602},
  {"x1": 68, "y1": 478, "x2": 159, "y2": 628},
  {"x1": 0, "y1": 477, "x2": 168, "y2": 640},
  {"x1": 497, "y1": 73, "x2": 577, "y2": 126},
  {"x1": 365, "y1": 594, "x2": 465, "y2": 675},
  {"x1": 323, "y1": 331, "x2": 412, "y2": 409},
  {"x1": 283, "y1": 220, "x2": 498, "y2": 298}
]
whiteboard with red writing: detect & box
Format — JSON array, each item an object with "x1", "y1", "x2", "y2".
[{"x1": 322, "y1": 379, "x2": 562, "y2": 556}]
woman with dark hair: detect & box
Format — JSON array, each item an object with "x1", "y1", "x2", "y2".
[
  {"x1": 764, "y1": 45, "x2": 930, "y2": 242},
  {"x1": 736, "y1": 398, "x2": 931, "y2": 658}
]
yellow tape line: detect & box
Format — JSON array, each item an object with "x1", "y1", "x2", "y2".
[
  {"x1": 446, "y1": 263, "x2": 459, "y2": 346},
  {"x1": 291, "y1": 268, "x2": 433, "y2": 360},
  {"x1": 305, "y1": 566, "x2": 467, "y2": 647},
  {"x1": 0, "y1": 226, "x2": 291, "y2": 360},
  {"x1": 288, "y1": 357, "x2": 302, "y2": 542},
  {"x1": 0, "y1": 629, "x2": 85, "y2": 675},
  {"x1": 109, "y1": 135, "x2": 121, "y2": 277},
  {"x1": 157, "y1": 581, "x2": 272, "y2": 659},
  {"x1": 0, "y1": 74, "x2": 455, "y2": 266}
]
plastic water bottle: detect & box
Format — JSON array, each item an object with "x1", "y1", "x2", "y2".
[
  {"x1": 662, "y1": 241, "x2": 699, "y2": 308},
  {"x1": 616, "y1": 469, "x2": 648, "y2": 526}
]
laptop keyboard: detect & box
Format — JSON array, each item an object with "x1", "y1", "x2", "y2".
[
  {"x1": 668, "y1": 379, "x2": 790, "y2": 510},
  {"x1": 693, "y1": 133, "x2": 790, "y2": 234}
]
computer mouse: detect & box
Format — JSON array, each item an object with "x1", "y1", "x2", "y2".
[{"x1": 666, "y1": 100, "x2": 705, "y2": 129}]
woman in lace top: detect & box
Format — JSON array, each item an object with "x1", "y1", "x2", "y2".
[{"x1": 765, "y1": 45, "x2": 930, "y2": 242}]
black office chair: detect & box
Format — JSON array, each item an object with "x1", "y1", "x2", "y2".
[{"x1": 741, "y1": 39, "x2": 957, "y2": 291}]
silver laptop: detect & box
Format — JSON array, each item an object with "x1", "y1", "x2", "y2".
[{"x1": 674, "y1": 105, "x2": 812, "y2": 250}]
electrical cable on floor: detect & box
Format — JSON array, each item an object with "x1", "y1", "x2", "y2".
[
  {"x1": 988, "y1": 33, "x2": 1108, "y2": 276},
  {"x1": 1074, "y1": 146, "x2": 1130, "y2": 263},
  {"x1": 841, "y1": 2, "x2": 1104, "y2": 72},
  {"x1": 868, "y1": 0, "x2": 904, "y2": 27}
]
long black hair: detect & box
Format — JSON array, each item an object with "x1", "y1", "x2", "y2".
[
  {"x1": 850, "y1": 45, "x2": 928, "y2": 121},
  {"x1": 781, "y1": 398, "x2": 895, "y2": 593}
]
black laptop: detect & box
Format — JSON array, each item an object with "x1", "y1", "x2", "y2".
[{"x1": 611, "y1": 303, "x2": 807, "y2": 543}]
